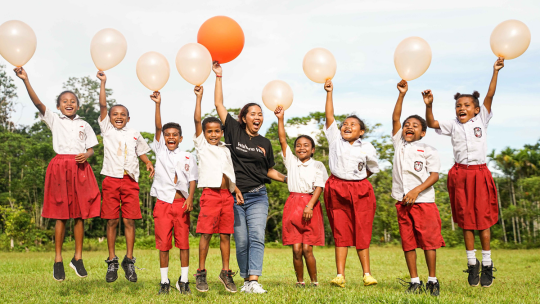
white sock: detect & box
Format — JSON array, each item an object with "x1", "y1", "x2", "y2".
[
  {"x1": 482, "y1": 250, "x2": 492, "y2": 266},
  {"x1": 466, "y1": 250, "x2": 477, "y2": 265},
  {"x1": 428, "y1": 276, "x2": 437, "y2": 283},
  {"x1": 364, "y1": 273, "x2": 370, "y2": 276},
  {"x1": 160, "y1": 267, "x2": 169, "y2": 284},
  {"x1": 337, "y1": 274, "x2": 343, "y2": 277},
  {"x1": 410, "y1": 277, "x2": 420, "y2": 284},
  {"x1": 181, "y1": 267, "x2": 189, "y2": 282}
]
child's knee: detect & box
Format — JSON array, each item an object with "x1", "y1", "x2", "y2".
[
  {"x1": 122, "y1": 218, "x2": 135, "y2": 228},
  {"x1": 202, "y1": 234, "x2": 212, "y2": 240},
  {"x1": 107, "y1": 219, "x2": 119, "y2": 227},
  {"x1": 293, "y1": 249, "x2": 303, "y2": 260},
  {"x1": 220, "y1": 234, "x2": 231, "y2": 241}
]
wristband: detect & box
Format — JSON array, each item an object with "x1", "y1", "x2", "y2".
[
  {"x1": 216, "y1": 75, "x2": 222, "y2": 77},
  {"x1": 305, "y1": 205, "x2": 313, "y2": 210},
  {"x1": 283, "y1": 176, "x2": 288, "y2": 184}
]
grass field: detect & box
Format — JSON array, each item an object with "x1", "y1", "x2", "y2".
[{"x1": 1, "y1": 246, "x2": 539, "y2": 303}]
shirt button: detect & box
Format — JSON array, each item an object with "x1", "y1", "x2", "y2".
[{"x1": 354, "y1": 170, "x2": 358, "y2": 173}]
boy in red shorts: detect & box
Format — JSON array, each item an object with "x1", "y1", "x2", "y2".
[
  {"x1": 97, "y1": 71, "x2": 154, "y2": 283},
  {"x1": 150, "y1": 91, "x2": 198, "y2": 295},
  {"x1": 391, "y1": 80, "x2": 445, "y2": 296},
  {"x1": 192, "y1": 85, "x2": 239, "y2": 293}
]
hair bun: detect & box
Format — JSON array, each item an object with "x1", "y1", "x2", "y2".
[
  {"x1": 454, "y1": 93, "x2": 461, "y2": 100},
  {"x1": 472, "y1": 91, "x2": 480, "y2": 99}
]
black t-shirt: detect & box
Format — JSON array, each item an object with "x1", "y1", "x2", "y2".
[{"x1": 224, "y1": 113, "x2": 275, "y2": 192}]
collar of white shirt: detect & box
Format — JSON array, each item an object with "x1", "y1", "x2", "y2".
[
  {"x1": 340, "y1": 137, "x2": 362, "y2": 145},
  {"x1": 298, "y1": 158, "x2": 314, "y2": 167},
  {"x1": 59, "y1": 113, "x2": 82, "y2": 120}
]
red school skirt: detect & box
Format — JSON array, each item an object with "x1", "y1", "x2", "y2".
[
  {"x1": 42, "y1": 155, "x2": 101, "y2": 220},
  {"x1": 282, "y1": 192, "x2": 325, "y2": 246},
  {"x1": 324, "y1": 175, "x2": 376, "y2": 249},
  {"x1": 447, "y1": 163, "x2": 498, "y2": 230}
]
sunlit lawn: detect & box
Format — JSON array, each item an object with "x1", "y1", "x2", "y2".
[{"x1": 1, "y1": 246, "x2": 539, "y2": 303}]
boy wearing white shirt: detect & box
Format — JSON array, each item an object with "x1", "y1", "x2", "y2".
[
  {"x1": 97, "y1": 72, "x2": 154, "y2": 284},
  {"x1": 192, "y1": 86, "x2": 239, "y2": 293},
  {"x1": 393, "y1": 80, "x2": 444, "y2": 297},
  {"x1": 150, "y1": 92, "x2": 198, "y2": 295},
  {"x1": 274, "y1": 106, "x2": 328, "y2": 288},
  {"x1": 425, "y1": 58, "x2": 504, "y2": 288}
]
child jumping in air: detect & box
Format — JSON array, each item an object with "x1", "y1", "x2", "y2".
[
  {"x1": 14, "y1": 67, "x2": 101, "y2": 281},
  {"x1": 392, "y1": 80, "x2": 445, "y2": 296},
  {"x1": 150, "y1": 91, "x2": 198, "y2": 295},
  {"x1": 193, "y1": 85, "x2": 239, "y2": 293},
  {"x1": 96, "y1": 71, "x2": 154, "y2": 283},
  {"x1": 323, "y1": 80, "x2": 380, "y2": 288},
  {"x1": 274, "y1": 106, "x2": 328, "y2": 288},
  {"x1": 425, "y1": 57, "x2": 504, "y2": 288}
]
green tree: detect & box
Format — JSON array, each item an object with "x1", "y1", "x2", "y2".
[{"x1": 0, "y1": 64, "x2": 18, "y2": 131}]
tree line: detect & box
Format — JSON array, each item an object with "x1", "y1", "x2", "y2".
[{"x1": 0, "y1": 64, "x2": 539, "y2": 251}]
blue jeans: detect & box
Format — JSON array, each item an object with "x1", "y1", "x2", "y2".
[{"x1": 233, "y1": 186, "x2": 269, "y2": 278}]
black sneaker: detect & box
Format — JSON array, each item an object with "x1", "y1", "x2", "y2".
[
  {"x1": 398, "y1": 279, "x2": 424, "y2": 294},
  {"x1": 176, "y1": 278, "x2": 192, "y2": 295},
  {"x1": 463, "y1": 259, "x2": 480, "y2": 287},
  {"x1": 426, "y1": 281, "x2": 440, "y2": 296},
  {"x1": 195, "y1": 269, "x2": 209, "y2": 292},
  {"x1": 105, "y1": 256, "x2": 119, "y2": 283},
  {"x1": 121, "y1": 256, "x2": 138, "y2": 282},
  {"x1": 218, "y1": 269, "x2": 238, "y2": 293},
  {"x1": 295, "y1": 282, "x2": 306, "y2": 288},
  {"x1": 53, "y1": 261, "x2": 65, "y2": 281},
  {"x1": 480, "y1": 262, "x2": 497, "y2": 288},
  {"x1": 159, "y1": 280, "x2": 170, "y2": 294},
  {"x1": 69, "y1": 257, "x2": 88, "y2": 278}
]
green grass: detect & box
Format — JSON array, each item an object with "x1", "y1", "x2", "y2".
[{"x1": 1, "y1": 247, "x2": 539, "y2": 303}]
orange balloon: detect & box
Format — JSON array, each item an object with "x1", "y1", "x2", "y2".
[{"x1": 197, "y1": 16, "x2": 244, "y2": 64}]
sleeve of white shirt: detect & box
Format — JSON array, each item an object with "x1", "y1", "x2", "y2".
[
  {"x1": 97, "y1": 114, "x2": 112, "y2": 135},
  {"x1": 365, "y1": 143, "x2": 380, "y2": 174},
  {"x1": 314, "y1": 161, "x2": 328, "y2": 188},
  {"x1": 324, "y1": 120, "x2": 341, "y2": 145},
  {"x1": 84, "y1": 122, "x2": 99, "y2": 149},
  {"x1": 391, "y1": 129, "x2": 403, "y2": 149},
  {"x1": 435, "y1": 119, "x2": 454, "y2": 136},
  {"x1": 281, "y1": 145, "x2": 295, "y2": 170},
  {"x1": 38, "y1": 107, "x2": 57, "y2": 130},
  {"x1": 188, "y1": 154, "x2": 199, "y2": 182},
  {"x1": 425, "y1": 146, "x2": 441, "y2": 173},
  {"x1": 479, "y1": 104, "x2": 494, "y2": 127},
  {"x1": 135, "y1": 132, "x2": 151, "y2": 156},
  {"x1": 152, "y1": 135, "x2": 164, "y2": 153}
]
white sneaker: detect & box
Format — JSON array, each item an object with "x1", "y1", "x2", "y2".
[
  {"x1": 240, "y1": 281, "x2": 251, "y2": 293},
  {"x1": 249, "y1": 281, "x2": 267, "y2": 294}
]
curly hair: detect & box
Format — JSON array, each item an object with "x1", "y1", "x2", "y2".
[
  {"x1": 454, "y1": 91, "x2": 480, "y2": 108},
  {"x1": 402, "y1": 115, "x2": 427, "y2": 132},
  {"x1": 202, "y1": 116, "x2": 223, "y2": 131}
]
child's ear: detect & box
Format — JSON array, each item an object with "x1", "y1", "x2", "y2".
[
  {"x1": 127, "y1": 117, "x2": 131, "y2": 123},
  {"x1": 421, "y1": 130, "x2": 426, "y2": 138},
  {"x1": 474, "y1": 107, "x2": 480, "y2": 114}
]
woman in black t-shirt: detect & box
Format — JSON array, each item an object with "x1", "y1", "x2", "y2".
[{"x1": 213, "y1": 62, "x2": 286, "y2": 294}]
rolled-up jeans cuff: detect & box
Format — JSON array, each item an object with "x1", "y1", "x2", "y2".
[
  {"x1": 248, "y1": 269, "x2": 262, "y2": 276},
  {"x1": 240, "y1": 272, "x2": 248, "y2": 278}
]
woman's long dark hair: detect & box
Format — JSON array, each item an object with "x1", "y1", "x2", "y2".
[{"x1": 238, "y1": 103, "x2": 263, "y2": 130}]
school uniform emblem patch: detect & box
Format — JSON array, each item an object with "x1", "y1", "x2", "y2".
[
  {"x1": 414, "y1": 161, "x2": 423, "y2": 172},
  {"x1": 474, "y1": 127, "x2": 482, "y2": 138},
  {"x1": 185, "y1": 164, "x2": 189, "y2": 171},
  {"x1": 358, "y1": 161, "x2": 365, "y2": 172}
]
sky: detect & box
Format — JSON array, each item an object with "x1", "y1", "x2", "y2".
[{"x1": 1, "y1": 0, "x2": 539, "y2": 171}]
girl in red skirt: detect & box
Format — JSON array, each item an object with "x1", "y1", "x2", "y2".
[
  {"x1": 323, "y1": 80, "x2": 380, "y2": 288},
  {"x1": 14, "y1": 67, "x2": 101, "y2": 282},
  {"x1": 425, "y1": 58, "x2": 505, "y2": 288},
  {"x1": 274, "y1": 106, "x2": 328, "y2": 288}
]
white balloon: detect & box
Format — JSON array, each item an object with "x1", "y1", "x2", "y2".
[
  {"x1": 175, "y1": 43, "x2": 212, "y2": 85},
  {"x1": 90, "y1": 28, "x2": 127, "y2": 71},
  {"x1": 262, "y1": 80, "x2": 294, "y2": 111},
  {"x1": 302, "y1": 48, "x2": 337, "y2": 83},
  {"x1": 0, "y1": 20, "x2": 37, "y2": 67}
]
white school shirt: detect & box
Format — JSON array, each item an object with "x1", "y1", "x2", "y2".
[
  {"x1": 193, "y1": 133, "x2": 236, "y2": 192},
  {"x1": 391, "y1": 130, "x2": 441, "y2": 203},
  {"x1": 98, "y1": 115, "x2": 151, "y2": 182},
  {"x1": 150, "y1": 136, "x2": 199, "y2": 203},
  {"x1": 39, "y1": 107, "x2": 98, "y2": 154},
  {"x1": 281, "y1": 146, "x2": 328, "y2": 194},
  {"x1": 435, "y1": 105, "x2": 493, "y2": 165},
  {"x1": 324, "y1": 120, "x2": 380, "y2": 180}
]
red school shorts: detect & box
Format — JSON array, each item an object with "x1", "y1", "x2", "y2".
[
  {"x1": 282, "y1": 193, "x2": 325, "y2": 246},
  {"x1": 42, "y1": 155, "x2": 101, "y2": 220},
  {"x1": 101, "y1": 175, "x2": 142, "y2": 220},
  {"x1": 153, "y1": 198, "x2": 190, "y2": 251},
  {"x1": 447, "y1": 163, "x2": 498, "y2": 230},
  {"x1": 324, "y1": 175, "x2": 376, "y2": 250},
  {"x1": 196, "y1": 188, "x2": 234, "y2": 234},
  {"x1": 396, "y1": 202, "x2": 445, "y2": 252}
]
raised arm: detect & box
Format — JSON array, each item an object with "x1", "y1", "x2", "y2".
[
  {"x1": 194, "y1": 86, "x2": 204, "y2": 137},
  {"x1": 213, "y1": 62, "x2": 228, "y2": 123},
  {"x1": 274, "y1": 106, "x2": 288, "y2": 156},
  {"x1": 97, "y1": 71, "x2": 108, "y2": 121},
  {"x1": 151, "y1": 92, "x2": 162, "y2": 142},
  {"x1": 392, "y1": 80, "x2": 408, "y2": 136},
  {"x1": 484, "y1": 57, "x2": 504, "y2": 114},
  {"x1": 324, "y1": 80, "x2": 335, "y2": 128},
  {"x1": 13, "y1": 67, "x2": 46, "y2": 115},
  {"x1": 423, "y1": 90, "x2": 439, "y2": 129}
]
